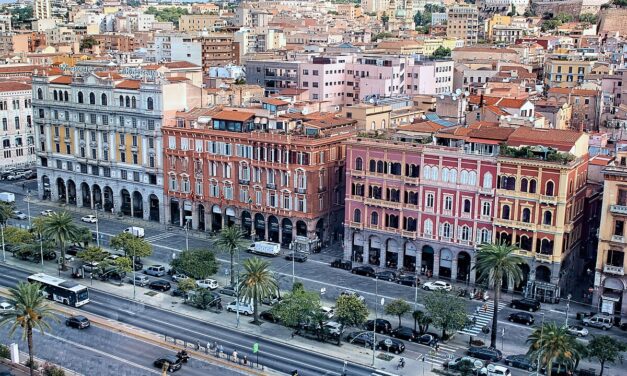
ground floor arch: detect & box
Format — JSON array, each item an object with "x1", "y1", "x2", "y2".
[
  {"x1": 92, "y1": 184, "x2": 102, "y2": 209},
  {"x1": 241, "y1": 211, "x2": 252, "y2": 237},
  {"x1": 296, "y1": 221, "x2": 307, "y2": 237},
  {"x1": 403, "y1": 242, "x2": 417, "y2": 271},
  {"x1": 149, "y1": 194, "x2": 160, "y2": 222},
  {"x1": 368, "y1": 235, "x2": 382, "y2": 266},
  {"x1": 385, "y1": 239, "x2": 399, "y2": 269},
  {"x1": 352, "y1": 232, "x2": 365, "y2": 263},
  {"x1": 81, "y1": 182, "x2": 91, "y2": 208},
  {"x1": 268, "y1": 216, "x2": 279, "y2": 243},
  {"x1": 457, "y1": 251, "x2": 471, "y2": 283},
  {"x1": 67, "y1": 179, "x2": 76, "y2": 205},
  {"x1": 103, "y1": 186, "x2": 114, "y2": 212},
  {"x1": 120, "y1": 189, "x2": 131, "y2": 216},
  {"x1": 536, "y1": 265, "x2": 551, "y2": 283},
  {"x1": 421, "y1": 245, "x2": 434, "y2": 275},
  {"x1": 211, "y1": 205, "x2": 222, "y2": 233},
  {"x1": 56, "y1": 178, "x2": 66, "y2": 202},
  {"x1": 41, "y1": 175, "x2": 51, "y2": 200},
  {"x1": 281, "y1": 218, "x2": 293, "y2": 246},
  {"x1": 254, "y1": 213, "x2": 265, "y2": 240},
  {"x1": 439, "y1": 248, "x2": 453, "y2": 279}
]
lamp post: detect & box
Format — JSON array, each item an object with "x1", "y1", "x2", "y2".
[
  {"x1": 185, "y1": 219, "x2": 190, "y2": 252},
  {"x1": 236, "y1": 247, "x2": 241, "y2": 328},
  {"x1": 39, "y1": 234, "x2": 44, "y2": 272},
  {"x1": 1, "y1": 224, "x2": 5, "y2": 263},
  {"x1": 26, "y1": 191, "x2": 32, "y2": 228},
  {"x1": 372, "y1": 276, "x2": 383, "y2": 367},
  {"x1": 414, "y1": 275, "x2": 419, "y2": 311},
  {"x1": 95, "y1": 204, "x2": 100, "y2": 247},
  {"x1": 132, "y1": 246, "x2": 137, "y2": 300},
  {"x1": 536, "y1": 313, "x2": 545, "y2": 375},
  {"x1": 565, "y1": 294, "x2": 572, "y2": 327}
]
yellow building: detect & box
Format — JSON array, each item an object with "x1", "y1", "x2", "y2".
[
  {"x1": 341, "y1": 104, "x2": 391, "y2": 131},
  {"x1": 179, "y1": 14, "x2": 226, "y2": 32},
  {"x1": 544, "y1": 56, "x2": 597, "y2": 88},
  {"x1": 422, "y1": 37, "x2": 462, "y2": 56},
  {"x1": 486, "y1": 15, "x2": 511, "y2": 41},
  {"x1": 593, "y1": 150, "x2": 627, "y2": 316}
]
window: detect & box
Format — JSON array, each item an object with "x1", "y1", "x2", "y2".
[
  {"x1": 424, "y1": 219, "x2": 433, "y2": 236},
  {"x1": 131, "y1": 97, "x2": 136, "y2": 108},
  {"x1": 355, "y1": 157, "x2": 363, "y2": 171},
  {"x1": 614, "y1": 220, "x2": 624, "y2": 237},
  {"x1": 169, "y1": 175, "x2": 177, "y2": 190},
  {"x1": 101, "y1": 93, "x2": 107, "y2": 106},
  {"x1": 425, "y1": 193, "x2": 434, "y2": 208},
  {"x1": 370, "y1": 212, "x2": 379, "y2": 226},
  {"x1": 89, "y1": 92, "x2": 95, "y2": 105},
  {"x1": 182, "y1": 177, "x2": 190, "y2": 193},
  {"x1": 480, "y1": 229, "x2": 491, "y2": 244},
  {"x1": 520, "y1": 178, "x2": 528, "y2": 192},
  {"x1": 543, "y1": 211, "x2": 552, "y2": 225},
  {"x1": 444, "y1": 196, "x2": 453, "y2": 211},
  {"x1": 120, "y1": 152, "x2": 126, "y2": 163},
  {"x1": 522, "y1": 208, "x2": 531, "y2": 223},
  {"x1": 502, "y1": 205, "x2": 511, "y2": 220},
  {"x1": 482, "y1": 202, "x2": 491, "y2": 217},
  {"x1": 441, "y1": 222, "x2": 452, "y2": 238},
  {"x1": 37, "y1": 88, "x2": 43, "y2": 100},
  {"x1": 529, "y1": 180, "x2": 537, "y2": 194},
  {"x1": 147, "y1": 97, "x2": 154, "y2": 110},
  {"x1": 353, "y1": 209, "x2": 361, "y2": 223},
  {"x1": 546, "y1": 181, "x2": 554, "y2": 196},
  {"x1": 460, "y1": 226, "x2": 470, "y2": 241},
  {"x1": 463, "y1": 199, "x2": 471, "y2": 213}
]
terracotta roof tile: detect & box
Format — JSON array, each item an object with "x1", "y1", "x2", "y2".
[
  {"x1": 499, "y1": 98, "x2": 528, "y2": 109},
  {"x1": 261, "y1": 98, "x2": 289, "y2": 106},
  {"x1": 94, "y1": 71, "x2": 123, "y2": 80},
  {"x1": 0, "y1": 81, "x2": 31, "y2": 92},
  {"x1": 50, "y1": 76, "x2": 72, "y2": 85},
  {"x1": 507, "y1": 127, "x2": 583, "y2": 151},
  {"x1": 163, "y1": 61, "x2": 200, "y2": 69},
  {"x1": 468, "y1": 127, "x2": 516, "y2": 141},
  {"x1": 399, "y1": 120, "x2": 444, "y2": 133},
  {"x1": 212, "y1": 110, "x2": 255, "y2": 122},
  {"x1": 115, "y1": 80, "x2": 141, "y2": 90}
]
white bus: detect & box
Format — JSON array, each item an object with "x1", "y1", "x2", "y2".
[{"x1": 27, "y1": 273, "x2": 90, "y2": 307}]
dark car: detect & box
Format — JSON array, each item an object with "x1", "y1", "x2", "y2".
[
  {"x1": 285, "y1": 252, "x2": 308, "y2": 262},
  {"x1": 376, "y1": 338, "x2": 405, "y2": 354},
  {"x1": 99, "y1": 267, "x2": 126, "y2": 281},
  {"x1": 374, "y1": 271, "x2": 397, "y2": 282},
  {"x1": 365, "y1": 319, "x2": 392, "y2": 334},
  {"x1": 508, "y1": 312, "x2": 534, "y2": 326},
  {"x1": 42, "y1": 250, "x2": 57, "y2": 261},
  {"x1": 65, "y1": 315, "x2": 90, "y2": 329},
  {"x1": 149, "y1": 280, "x2": 171, "y2": 292},
  {"x1": 505, "y1": 354, "x2": 535, "y2": 371},
  {"x1": 351, "y1": 265, "x2": 376, "y2": 277},
  {"x1": 330, "y1": 258, "x2": 352, "y2": 270},
  {"x1": 345, "y1": 331, "x2": 374, "y2": 348},
  {"x1": 153, "y1": 356, "x2": 183, "y2": 372},
  {"x1": 66, "y1": 244, "x2": 84, "y2": 256},
  {"x1": 397, "y1": 274, "x2": 420, "y2": 287},
  {"x1": 467, "y1": 346, "x2": 502, "y2": 362},
  {"x1": 219, "y1": 285, "x2": 238, "y2": 296},
  {"x1": 260, "y1": 310, "x2": 280, "y2": 323},
  {"x1": 172, "y1": 289, "x2": 188, "y2": 298},
  {"x1": 510, "y1": 298, "x2": 541, "y2": 312},
  {"x1": 131, "y1": 258, "x2": 143, "y2": 271},
  {"x1": 390, "y1": 326, "x2": 420, "y2": 342},
  {"x1": 417, "y1": 333, "x2": 439, "y2": 347}
]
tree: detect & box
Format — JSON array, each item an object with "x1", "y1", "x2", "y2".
[
  {"x1": 41, "y1": 211, "x2": 80, "y2": 269},
  {"x1": 0, "y1": 201, "x2": 13, "y2": 256},
  {"x1": 110, "y1": 233, "x2": 152, "y2": 258},
  {"x1": 542, "y1": 19, "x2": 562, "y2": 31},
  {"x1": 112, "y1": 257, "x2": 132, "y2": 274},
  {"x1": 381, "y1": 12, "x2": 389, "y2": 25},
  {"x1": 457, "y1": 359, "x2": 477, "y2": 376},
  {"x1": 10, "y1": 6, "x2": 33, "y2": 25},
  {"x1": 0, "y1": 282, "x2": 57, "y2": 376},
  {"x1": 170, "y1": 249, "x2": 219, "y2": 279},
  {"x1": 474, "y1": 242, "x2": 524, "y2": 348},
  {"x1": 335, "y1": 295, "x2": 368, "y2": 329},
  {"x1": 214, "y1": 226, "x2": 250, "y2": 286},
  {"x1": 4, "y1": 227, "x2": 34, "y2": 247},
  {"x1": 77, "y1": 246, "x2": 108, "y2": 264},
  {"x1": 384, "y1": 299, "x2": 412, "y2": 327},
  {"x1": 272, "y1": 287, "x2": 321, "y2": 328},
  {"x1": 507, "y1": 4, "x2": 517, "y2": 16},
  {"x1": 578, "y1": 13, "x2": 598, "y2": 24},
  {"x1": 372, "y1": 32, "x2": 393, "y2": 42},
  {"x1": 432, "y1": 46, "x2": 451, "y2": 59},
  {"x1": 80, "y1": 36, "x2": 99, "y2": 51},
  {"x1": 144, "y1": 6, "x2": 189, "y2": 26},
  {"x1": 527, "y1": 323, "x2": 581, "y2": 376},
  {"x1": 190, "y1": 288, "x2": 219, "y2": 310},
  {"x1": 71, "y1": 226, "x2": 92, "y2": 248},
  {"x1": 587, "y1": 335, "x2": 627, "y2": 376},
  {"x1": 424, "y1": 290, "x2": 468, "y2": 339},
  {"x1": 412, "y1": 310, "x2": 432, "y2": 334},
  {"x1": 177, "y1": 278, "x2": 197, "y2": 293},
  {"x1": 238, "y1": 257, "x2": 278, "y2": 324}
]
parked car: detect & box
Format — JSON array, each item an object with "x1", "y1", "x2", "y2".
[
  {"x1": 98, "y1": 267, "x2": 126, "y2": 281},
  {"x1": 417, "y1": 333, "x2": 439, "y2": 347},
  {"x1": 481, "y1": 364, "x2": 511, "y2": 376},
  {"x1": 172, "y1": 289, "x2": 188, "y2": 298},
  {"x1": 567, "y1": 325, "x2": 589, "y2": 337},
  {"x1": 260, "y1": 310, "x2": 280, "y2": 323},
  {"x1": 345, "y1": 331, "x2": 374, "y2": 348},
  {"x1": 397, "y1": 274, "x2": 420, "y2": 287},
  {"x1": 323, "y1": 321, "x2": 343, "y2": 336},
  {"x1": 390, "y1": 326, "x2": 420, "y2": 342},
  {"x1": 330, "y1": 259, "x2": 352, "y2": 270},
  {"x1": 226, "y1": 301, "x2": 254, "y2": 315},
  {"x1": 504, "y1": 354, "x2": 535, "y2": 372},
  {"x1": 149, "y1": 280, "x2": 171, "y2": 292},
  {"x1": 80, "y1": 215, "x2": 98, "y2": 223},
  {"x1": 582, "y1": 313, "x2": 613, "y2": 330},
  {"x1": 65, "y1": 315, "x2": 90, "y2": 329},
  {"x1": 320, "y1": 306, "x2": 335, "y2": 319},
  {"x1": 0, "y1": 301, "x2": 15, "y2": 314},
  {"x1": 66, "y1": 244, "x2": 84, "y2": 256},
  {"x1": 374, "y1": 271, "x2": 397, "y2": 282},
  {"x1": 170, "y1": 273, "x2": 188, "y2": 282},
  {"x1": 153, "y1": 356, "x2": 183, "y2": 372},
  {"x1": 40, "y1": 210, "x2": 54, "y2": 216},
  {"x1": 340, "y1": 290, "x2": 365, "y2": 302},
  {"x1": 285, "y1": 252, "x2": 308, "y2": 262},
  {"x1": 195, "y1": 279, "x2": 219, "y2": 290},
  {"x1": 467, "y1": 346, "x2": 503, "y2": 362},
  {"x1": 131, "y1": 275, "x2": 150, "y2": 287},
  {"x1": 145, "y1": 265, "x2": 167, "y2": 277},
  {"x1": 261, "y1": 295, "x2": 282, "y2": 306},
  {"x1": 376, "y1": 338, "x2": 405, "y2": 354},
  {"x1": 445, "y1": 356, "x2": 485, "y2": 371},
  {"x1": 351, "y1": 265, "x2": 375, "y2": 277},
  {"x1": 219, "y1": 285, "x2": 238, "y2": 296},
  {"x1": 12, "y1": 210, "x2": 27, "y2": 220},
  {"x1": 82, "y1": 262, "x2": 100, "y2": 274},
  {"x1": 42, "y1": 250, "x2": 57, "y2": 261},
  {"x1": 364, "y1": 319, "x2": 392, "y2": 334},
  {"x1": 510, "y1": 298, "x2": 541, "y2": 312},
  {"x1": 422, "y1": 281, "x2": 452, "y2": 291},
  {"x1": 131, "y1": 258, "x2": 143, "y2": 271},
  {"x1": 508, "y1": 312, "x2": 535, "y2": 326}
]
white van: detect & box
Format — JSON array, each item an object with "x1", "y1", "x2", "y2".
[
  {"x1": 123, "y1": 226, "x2": 145, "y2": 238},
  {"x1": 582, "y1": 313, "x2": 614, "y2": 330},
  {"x1": 0, "y1": 192, "x2": 15, "y2": 203},
  {"x1": 248, "y1": 241, "x2": 280, "y2": 256}
]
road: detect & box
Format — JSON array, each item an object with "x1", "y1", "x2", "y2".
[
  {"x1": 0, "y1": 264, "x2": 377, "y2": 376},
  {"x1": 2, "y1": 180, "x2": 626, "y2": 375}
]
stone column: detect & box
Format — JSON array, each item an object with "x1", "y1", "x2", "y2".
[
  {"x1": 343, "y1": 228, "x2": 352, "y2": 260},
  {"x1": 143, "y1": 197, "x2": 151, "y2": 222},
  {"x1": 469, "y1": 259, "x2": 477, "y2": 284},
  {"x1": 432, "y1": 253, "x2": 440, "y2": 277},
  {"x1": 362, "y1": 236, "x2": 369, "y2": 265},
  {"x1": 415, "y1": 248, "x2": 422, "y2": 275},
  {"x1": 65, "y1": 184, "x2": 69, "y2": 204},
  {"x1": 164, "y1": 199, "x2": 171, "y2": 225},
  {"x1": 380, "y1": 248, "x2": 387, "y2": 268},
  {"x1": 76, "y1": 188, "x2": 83, "y2": 208},
  {"x1": 278, "y1": 225, "x2": 283, "y2": 246},
  {"x1": 191, "y1": 203, "x2": 199, "y2": 230},
  {"x1": 129, "y1": 195, "x2": 134, "y2": 217},
  {"x1": 451, "y1": 258, "x2": 458, "y2": 281}
]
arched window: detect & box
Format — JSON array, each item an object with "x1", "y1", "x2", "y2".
[
  {"x1": 520, "y1": 178, "x2": 528, "y2": 192},
  {"x1": 469, "y1": 171, "x2": 477, "y2": 186},
  {"x1": 449, "y1": 169, "x2": 457, "y2": 183},
  {"x1": 63, "y1": 91, "x2": 68, "y2": 101},
  {"x1": 481, "y1": 229, "x2": 491, "y2": 244},
  {"x1": 371, "y1": 212, "x2": 379, "y2": 226},
  {"x1": 147, "y1": 97, "x2": 154, "y2": 110},
  {"x1": 444, "y1": 196, "x2": 453, "y2": 211},
  {"x1": 370, "y1": 121, "x2": 376, "y2": 130},
  {"x1": 463, "y1": 199, "x2": 471, "y2": 213},
  {"x1": 101, "y1": 93, "x2": 107, "y2": 106},
  {"x1": 431, "y1": 166, "x2": 438, "y2": 180},
  {"x1": 522, "y1": 208, "x2": 531, "y2": 223},
  {"x1": 375, "y1": 161, "x2": 383, "y2": 173},
  {"x1": 381, "y1": 119, "x2": 386, "y2": 128},
  {"x1": 89, "y1": 92, "x2": 95, "y2": 105},
  {"x1": 482, "y1": 201, "x2": 491, "y2": 216},
  {"x1": 543, "y1": 211, "x2": 552, "y2": 225},
  {"x1": 483, "y1": 172, "x2": 492, "y2": 188},
  {"x1": 441, "y1": 222, "x2": 452, "y2": 238},
  {"x1": 519, "y1": 235, "x2": 531, "y2": 251},
  {"x1": 119, "y1": 95, "x2": 124, "y2": 106},
  {"x1": 460, "y1": 170, "x2": 469, "y2": 185},
  {"x1": 502, "y1": 205, "x2": 511, "y2": 220},
  {"x1": 460, "y1": 226, "x2": 470, "y2": 241},
  {"x1": 78, "y1": 91, "x2": 84, "y2": 103},
  {"x1": 53, "y1": 90, "x2": 58, "y2": 101},
  {"x1": 423, "y1": 166, "x2": 431, "y2": 180},
  {"x1": 369, "y1": 160, "x2": 376, "y2": 172},
  {"x1": 131, "y1": 96, "x2": 136, "y2": 108},
  {"x1": 442, "y1": 168, "x2": 449, "y2": 183},
  {"x1": 424, "y1": 219, "x2": 433, "y2": 235},
  {"x1": 529, "y1": 179, "x2": 537, "y2": 193},
  {"x1": 353, "y1": 209, "x2": 361, "y2": 223},
  {"x1": 37, "y1": 88, "x2": 43, "y2": 100},
  {"x1": 546, "y1": 181, "x2": 555, "y2": 196},
  {"x1": 125, "y1": 96, "x2": 130, "y2": 107},
  {"x1": 355, "y1": 157, "x2": 363, "y2": 171}
]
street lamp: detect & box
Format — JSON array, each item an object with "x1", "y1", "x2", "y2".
[
  {"x1": 372, "y1": 276, "x2": 384, "y2": 367},
  {"x1": 414, "y1": 275, "x2": 419, "y2": 311},
  {"x1": 536, "y1": 313, "x2": 545, "y2": 375},
  {"x1": 565, "y1": 294, "x2": 572, "y2": 327},
  {"x1": 236, "y1": 247, "x2": 241, "y2": 328},
  {"x1": 95, "y1": 204, "x2": 101, "y2": 247},
  {"x1": 184, "y1": 219, "x2": 190, "y2": 252},
  {"x1": 26, "y1": 191, "x2": 32, "y2": 228}
]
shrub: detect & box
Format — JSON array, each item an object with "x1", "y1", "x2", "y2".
[
  {"x1": 24, "y1": 359, "x2": 39, "y2": 370},
  {"x1": 43, "y1": 363, "x2": 66, "y2": 376},
  {"x1": 0, "y1": 344, "x2": 10, "y2": 359}
]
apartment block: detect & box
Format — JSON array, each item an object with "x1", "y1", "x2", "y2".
[
  {"x1": 446, "y1": 5, "x2": 479, "y2": 46},
  {"x1": 0, "y1": 82, "x2": 34, "y2": 169}
]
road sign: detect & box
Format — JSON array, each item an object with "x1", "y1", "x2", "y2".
[
  {"x1": 383, "y1": 339, "x2": 393, "y2": 347},
  {"x1": 253, "y1": 343, "x2": 259, "y2": 353}
]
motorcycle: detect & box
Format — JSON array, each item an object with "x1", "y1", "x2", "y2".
[{"x1": 176, "y1": 350, "x2": 190, "y2": 363}]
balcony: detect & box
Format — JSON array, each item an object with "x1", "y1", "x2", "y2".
[
  {"x1": 239, "y1": 179, "x2": 250, "y2": 185},
  {"x1": 513, "y1": 249, "x2": 532, "y2": 257},
  {"x1": 348, "y1": 221, "x2": 364, "y2": 230},
  {"x1": 535, "y1": 253, "x2": 552, "y2": 263},
  {"x1": 403, "y1": 176, "x2": 420, "y2": 185},
  {"x1": 295, "y1": 188, "x2": 307, "y2": 194},
  {"x1": 611, "y1": 235, "x2": 625, "y2": 243},
  {"x1": 610, "y1": 205, "x2": 627, "y2": 215},
  {"x1": 401, "y1": 230, "x2": 417, "y2": 238},
  {"x1": 351, "y1": 169, "x2": 365, "y2": 177},
  {"x1": 603, "y1": 264, "x2": 625, "y2": 276},
  {"x1": 266, "y1": 183, "x2": 276, "y2": 189},
  {"x1": 540, "y1": 195, "x2": 558, "y2": 205},
  {"x1": 364, "y1": 197, "x2": 401, "y2": 210},
  {"x1": 493, "y1": 218, "x2": 535, "y2": 231},
  {"x1": 479, "y1": 187, "x2": 495, "y2": 196}
]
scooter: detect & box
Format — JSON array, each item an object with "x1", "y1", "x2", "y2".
[{"x1": 176, "y1": 350, "x2": 190, "y2": 363}]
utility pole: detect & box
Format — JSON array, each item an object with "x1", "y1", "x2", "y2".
[
  {"x1": 565, "y1": 294, "x2": 572, "y2": 327},
  {"x1": 236, "y1": 247, "x2": 241, "y2": 328},
  {"x1": 26, "y1": 191, "x2": 31, "y2": 228},
  {"x1": 372, "y1": 276, "x2": 379, "y2": 367},
  {"x1": 536, "y1": 313, "x2": 545, "y2": 375},
  {"x1": 95, "y1": 204, "x2": 100, "y2": 247}
]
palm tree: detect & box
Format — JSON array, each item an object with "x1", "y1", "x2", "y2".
[
  {"x1": 238, "y1": 257, "x2": 278, "y2": 325},
  {"x1": 527, "y1": 322, "x2": 581, "y2": 376},
  {"x1": 72, "y1": 226, "x2": 92, "y2": 248},
  {"x1": 474, "y1": 242, "x2": 524, "y2": 348},
  {"x1": 412, "y1": 310, "x2": 432, "y2": 334},
  {"x1": 214, "y1": 226, "x2": 250, "y2": 286},
  {"x1": 40, "y1": 211, "x2": 79, "y2": 270},
  {"x1": 0, "y1": 201, "x2": 15, "y2": 260},
  {"x1": 0, "y1": 282, "x2": 57, "y2": 376}
]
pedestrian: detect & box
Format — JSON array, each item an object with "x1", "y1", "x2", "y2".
[
  {"x1": 218, "y1": 344, "x2": 224, "y2": 357},
  {"x1": 483, "y1": 304, "x2": 488, "y2": 313},
  {"x1": 435, "y1": 343, "x2": 440, "y2": 352},
  {"x1": 206, "y1": 341, "x2": 210, "y2": 354},
  {"x1": 196, "y1": 340, "x2": 201, "y2": 351},
  {"x1": 232, "y1": 350, "x2": 238, "y2": 363},
  {"x1": 243, "y1": 355, "x2": 248, "y2": 365}
]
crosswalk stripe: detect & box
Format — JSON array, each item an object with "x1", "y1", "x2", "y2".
[
  {"x1": 458, "y1": 300, "x2": 507, "y2": 336},
  {"x1": 145, "y1": 233, "x2": 175, "y2": 242}
]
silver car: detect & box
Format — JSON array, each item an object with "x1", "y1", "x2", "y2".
[{"x1": 567, "y1": 325, "x2": 589, "y2": 337}]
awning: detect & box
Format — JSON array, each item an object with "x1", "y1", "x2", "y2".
[
  {"x1": 602, "y1": 293, "x2": 621, "y2": 302},
  {"x1": 226, "y1": 208, "x2": 235, "y2": 216}
]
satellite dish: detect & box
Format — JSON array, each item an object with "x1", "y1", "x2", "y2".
[
  {"x1": 440, "y1": 95, "x2": 445, "y2": 99},
  {"x1": 529, "y1": 117, "x2": 534, "y2": 121},
  {"x1": 464, "y1": 91, "x2": 470, "y2": 96},
  {"x1": 452, "y1": 95, "x2": 457, "y2": 101},
  {"x1": 455, "y1": 88, "x2": 462, "y2": 96},
  {"x1": 369, "y1": 98, "x2": 375, "y2": 104},
  {"x1": 421, "y1": 115, "x2": 426, "y2": 119}
]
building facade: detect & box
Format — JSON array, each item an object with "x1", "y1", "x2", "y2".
[
  {"x1": 0, "y1": 82, "x2": 34, "y2": 170},
  {"x1": 446, "y1": 5, "x2": 479, "y2": 46},
  {"x1": 34, "y1": 0, "x2": 52, "y2": 20},
  {"x1": 162, "y1": 109, "x2": 357, "y2": 249},
  {"x1": 33, "y1": 65, "x2": 201, "y2": 223}
]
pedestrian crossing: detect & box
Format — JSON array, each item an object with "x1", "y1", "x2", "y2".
[
  {"x1": 409, "y1": 341, "x2": 464, "y2": 367},
  {"x1": 458, "y1": 301, "x2": 507, "y2": 336},
  {"x1": 145, "y1": 233, "x2": 176, "y2": 242}
]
